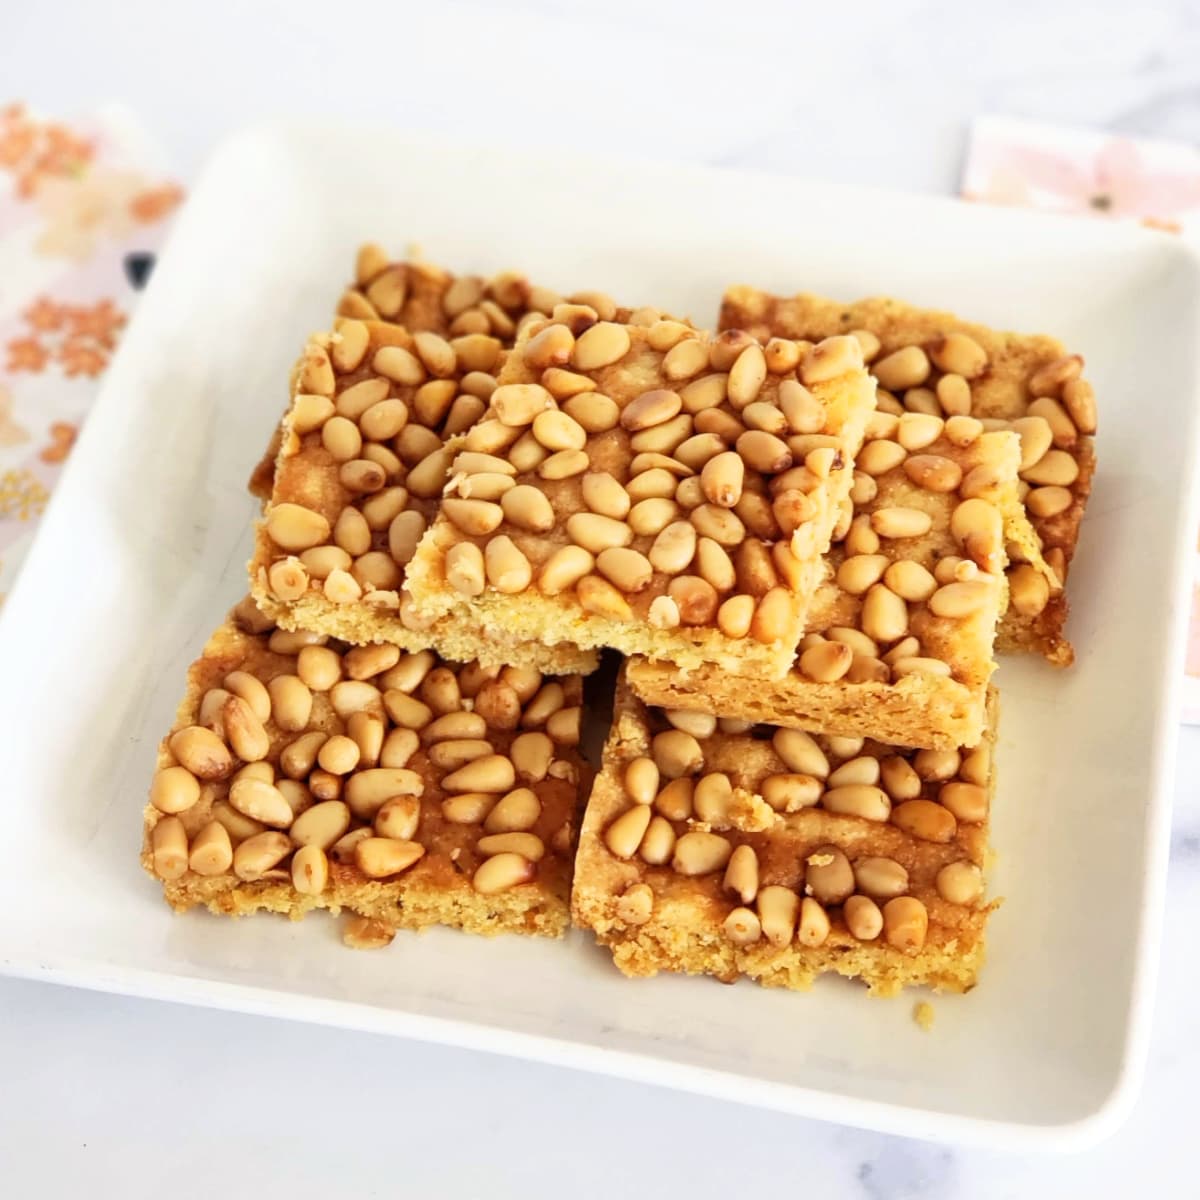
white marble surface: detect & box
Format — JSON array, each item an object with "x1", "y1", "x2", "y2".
[{"x1": 3, "y1": 0, "x2": 1200, "y2": 1193}]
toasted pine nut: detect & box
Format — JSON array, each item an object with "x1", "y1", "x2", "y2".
[
  {"x1": 482, "y1": 535, "x2": 531, "y2": 594},
  {"x1": 715, "y1": 845, "x2": 758, "y2": 905},
  {"x1": 150, "y1": 766, "x2": 201, "y2": 815},
  {"x1": 1061, "y1": 378, "x2": 1097, "y2": 434},
  {"x1": 928, "y1": 579, "x2": 993, "y2": 619},
  {"x1": 758, "y1": 772, "x2": 820, "y2": 812},
  {"x1": 859, "y1": 583, "x2": 907, "y2": 644},
  {"x1": 934, "y1": 373, "x2": 972, "y2": 417},
  {"x1": 293, "y1": 392, "x2": 336, "y2": 433},
  {"x1": 822, "y1": 784, "x2": 891, "y2": 821},
  {"x1": 903, "y1": 453, "x2": 963, "y2": 493},
  {"x1": 736, "y1": 430, "x2": 792, "y2": 473},
  {"x1": 754, "y1": 885, "x2": 798, "y2": 946},
  {"x1": 663, "y1": 336, "x2": 710, "y2": 380},
  {"x1": 827, "y1": 756, "x2": 880, "y2": 788},
  {"x1": 289, "y1": 800, "x2": 351, "y2": 850},
  {"x1": 546, "y1": 706, "x2": 581, "y2": 746},
  {"x1": 652, "y1": 729, "x2": 704, "y2": 779},
  {"x1": 750, "y1": 586, "x2": 794, "y2": 645},
  {"x1": 1026, "y1": 485, "x2": 1073, "y2": 519},
  {"x1": 722, "y1": 907, "x2": 762, "y2": 945},
  {"x1": 595, "y1": 546, "x2": 653, "y2": 593},
  {"x1": 871, "y1": 507, "x2": 933, "y2": 540},
  {"x1": 943, "y1": 415, "x2": 983, "y2": 446},
  {"x1": 802, "y1": 845, "x2": 854, "y2": 905},
  {"x1": 477, "y1": 832, "x2": 546, "y2": 862},
  {"x1": 883, "y1": 560, "x2": 937, "y2": 603},
  {"x1": 1008, "y1": 563, "x2": 1051, "y2": 616},
  {"x1": 441, "y1": 754, "x2": 516, "y2": 794},
  {"x1": 354, "y1": 836, "x2": 425, "y2": 878},
  {"x1": 931, "y1": 332, "x2": 987, "y2": 378},
  {"x1": 700, "y1": 451, "x2": 745, "y2": 509},
  {"x1": 914, "y1": 747, "x2": 961, "y2": 781},
  {"x1": 623, "y1": 756, "x2": 660, "y2": 805},
  {"x1": 794, "y1": 897, "x2": 830, "y2": 947},
  {"x1": 857, "y1": 439, "x2": 906, "y2": 476},
  {"x1": 836, "y1": 554, "x2": 889, "y2": 596},
  {"x1": 1010, "y1": 415, "x2": 1053, "y2": 472},
  {"x1": 621, "y1": 387, "x2": 684, "y2": 432},
  {"x1": 842, "y1": 894, "x2": 882, "y2": 941},
  {"x1": 483, "y1": 787, "x2": 541, "y2": 834},
  {"x1": 169, "y1": 725, "x2": 233, "y2": 781},
  {"x1": 633, "y1": 815, "x2": 673, "y2": 865},
  {"x1": 851, "y1": 858, "x2": 908, "y2": 902},
  {"x1": 232, "y1": 830, "x2": 292, "y2": 881},
  {"x1": 616, "y1": 882, "x2": 655, "y2": 925},
  {"x1": 316, "y1": 733, "x2": 359, "y2": 776},
  {"x1": 873, "y1": 345, "x2": 930, "y2": 391},
  {"x1": 727, "y1": 343, "x2": 767, "y2": 408},
  {"x1": 772, "y1": 728, "x2": 829, "y2": 778},
  {"x1": 577, "y1": 574, "x2": 633, "y2": 620},
  {"x1": 149, "y1": 815, "x2": 189, "y2": 880},
  {"x1": 344, "y1": 767, "x2": 424, "y2": 821},
  {"x1": 672, "y1": 831, "x2": 733, "y2": 875},
  {"x1": 796, "y1": 639, "x2": 852, "y2": 683},
  {"x1": 891, "y1": 799, "x2": 957, "y2": 843},
  {"x1": 185, "y1": 820, "x2": 232, "y2": 877},
  {"x1": 651, "y1": 777, "x2": 691, "y2": 821},
  {"x1": 693, "y1": 772, "x2": 733, "y2": 826},
  {"x1": 285, "y1": 843, "x2": 327, "y2": 894},
  {"x1": 936, "y1": 860, "x2": 984, "y2": 905},
  {"x1": 1029, "y1": 353, "x2": 1082, "y2": 398},
  {"x1": 571, "y1": 321, "x2": 630, "y2": 370},
  {"x1": 883, "y1": 896, "x2": 928, "y2": 953},
  {"x1": 533, "y1": 545, "x2": 592, "y2": 597},
  {"x1": 229, "y1": 777, "x2": 293, "y2": 828},
  {"x1": 940, "y1": 780, "x2": 988, "y2": 822},
  {"x1": 1020, "y1": 448, "x2": 1079, "y2": 487},
  {"x1": 604, "y1": 804, "x2": 652, "y2": 859},
  {"x1": 800, "y1": 334, "x2": 863, "y2": 384}
]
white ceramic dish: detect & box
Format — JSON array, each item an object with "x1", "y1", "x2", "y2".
[{"x1": 1, "y1": 122, "x2": 1197, "y2": 1150}]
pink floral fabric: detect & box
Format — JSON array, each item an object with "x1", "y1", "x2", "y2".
[
  {"x1": 964, "y1": 116, "x2": 1200, "y2": 723},
  {"x1": 0, "y1": 103, "x2": 180, "y2": 606}
]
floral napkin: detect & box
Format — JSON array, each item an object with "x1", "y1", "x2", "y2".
[
  {"x1": 963, "y1": 116, "x2": 1200, "y2": 723},
  {"x1": 0, "y1": 102, "x2": 181, "y2": 606}
]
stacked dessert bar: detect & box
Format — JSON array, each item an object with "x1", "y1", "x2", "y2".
[{"x1": 143, "y1": 249, "x2": 1095, "y2": 992}]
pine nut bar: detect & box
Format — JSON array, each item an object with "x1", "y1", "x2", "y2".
[
  {"x1": 141, "y1": 600, "x2": 588, "y2": 943},
  {"x1": 571, "y1": 676, "x2": 996, "y2": 995},
  {"x1": 404, "y1": 318, "x2": 876, "y2": 679},
  {"x1": 720, "y1": 286, "x2": 1096, "y2": 665},
  {"x1": 248, "y1": 317, "x2": 598, "y2": 673},
  {"x1": 248, "y1": 248, "x2": 593, "y2": 500},
  {"x1": 626, "y1": 416, "x2": 1026, "y2": 749}
]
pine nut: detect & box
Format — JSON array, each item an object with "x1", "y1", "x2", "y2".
[
  {"x1": 873, "y1": 345, "x2": 930, "y2": 391},
  {"x1": 1028, "y1": 353, "x2": 1082, "y2": 398},
  {"x1": 147, "y1": 815, "x2": 188, "y2": 880},
  {"x1": 370, "y1": 344, "x2": 424, "y2": 386},
  {"x1": 1026, "y1": 485, "x2": 1073, "y2": 519},
  {"x1": 439, "y1": 792, "x2": 493, "y2": 824},
  {"x1": 859, "y1": 583, "x2": 907, "y2": 643},
  {"x1": 1008, "y1": 563, "x2": 1051, "y2": 617},
  {"x1": 760, "y1": 773, "x2": 822, "y2": 812},
  {"x1": 537, "y1": 449, "x2": 589, "y2": 480},
  {"x1": 624, "y1": 756, "x2": 660, "y2": 805},
  {"x1": 772, "y1": 728, "x2": 829, "y2": 778},
  {"x1": 774, "y1": 379, "x2": 823, "y2": 434},
  {"x1": 495, "y1": 485, "x2": 552, "y2": 533},
  {"x1": 629, "y1": 814, "x2": 672, "y2": 865},
  {"x1": 828, "y1": 736, "x2": 865, "y2": 758},
  {"x1": 344, "y1": 768, "x2": 424, "y2": 821},
  {"x1": 940, "y1": 780, "x2": 988, "y2": 822},
  {"x1": 836, "y1": 554, "x2": 888, "y2": 595},
  {"x1": 828, "y1": 756, "x2": 880, "y2": 787},
  {"x1": 931, "y1": 373, "x2": 971, "y2": 418},
  {"x1": 530, "y1": 409, "x2": 584, "y2": 452},
  {"x1": 714, "y1": 904, "x2": 759, "y2": 946},
  {"x1": 942, "y1": 414, "x2": 982, "y2": 447},
  {"x1": 522, "y1": 322, "x2": 575, "y2": 369},
  {"x1": 642, "y1": 521, "x2": 692, "y2": 576},
  {"x1": 181, "y1": 820, "x2": 232, "y2": 877},
  {"x1": 618, "y1": 387, "x2": 681, "y2": 432},
  {"x1": 561, "y1": 391, "x2": 619, "y2": 433},
  {"x1": 629, "y1": 467, "x2": 685, "y2": 505},
  {"x1": 520, "y1": 682, "x2": 565, "y2": 729},
  {"x1": 150, "y1": 766, "x2": 201, "y2": 815},
  {"x1": 651, "y1": 729, "x2": 704, "y2": 778},
  {"x1": 232, "y1": 830, "x2": 292, "y2": 881},
  {"x1": 735, "y1": 430, "x2": 792, "y2": 473},
  {"x1": 475, "y1": 833, "x2": 544, "y2": 864},
  {"x1": 750, "y1": 586, "x2": 794, "y2": 644},
  {"x1": 480, "y1": 535, "x2": 530, "y2": 593},
  {"x1": 903, "y1": 453, "x2": 963, "y2": 493},
  {"x1": 579, "y1": 472, "x2": 629, "y2": 520},
  {"x1": 322, "y1": 567, "x2": 361, "y2": 604},
  {"x1": 289, "y1": 800, "x2": 351, "y2": 850},
  {"x1": 595, "y1": 546, "x2": 653, "y2": 593},
  {"x1": 823, "y1": 784, "x2": 891, "y2": 821},
  {"x1": 672, "y1": 831, "x2": 732, "y2": 876},
  {"x1": 265, "y1": 503, "x2": 331, "y2": 554},
  {"x1": 800, "y1": 846, "x2": 851, "y2": 904},
  {"x1": 328, "y1": 827, "x2": 372, "y2": 863},
  {"x1": 742, "y1": 401, "x2": 789, "y2": 437},
  {"x1": 751, "y1": 885, "x2": 797, "y2": 946},
  {"x1": 662, "y1": 337, "x2": 709, "y2": 380},
  {"x1": 478, "y1": 787, "x2": 538, "y2": 834},
  {"x1": 726, "y1": 344, "x2": 767, "y2": 408},
  {"x1": 693, "y1": 772, "x2": 733, "y2": 826},
  {"x1": 648, "y1": 778, "x2": 690, "y2": 822},
  {"x1": 928, "y1": 579, "x2": 993, "y2": 618},
  {"x1": 567, "y1": 321, "x2": 628, "y2": 370},
  {"x1": 662, "y1": 712, "x2": 717, "y2": 742},
  {"x1": 883, "y1": 896, "x2": 928, "y2": 953},
  {"x1": 628, "y1": 497, "x2": 680, "y2": 536},
  {"x1": 577, "y1": 574, "x2": 633, "y2": 619},
  {"x1": 790, "y1": 896, "x2": 828, "y2": 947},
  {"x1": 871, "y1": 507, "x2": 933, "y2": 539},
  {"x1": 669, "y1": 575, "x2": 720, "y2": 626},
  {"x1": 313, "y1": 734, "x2": 357, "y2": 776},
  {"x1": 427, "y1": 739, "x2": 492, "y2": 771},
  {"x1": 716, "y1": 594, "x2": 754, "y2": 638},
  {"x1": 798, "y1": 639, "x2": 853, "y2": 682},
  {"x1": 844, "y1": 515, "x2": 880, "y2": 556},
  {"x1": 382, "y1": 688, "x2": 433, "y2": 730},
  {"x1": 534, "y1": 545, "x2": 592, "y2": 596},
  {"x1": 445, "y1": 394, "x2": 489, "y2": 436},
  {"x1": 1008, "y1": 415, "x2": 1051, "y2": 472},
  {"x1": 354, "y1": 836, "x2": 425, "y2": 879},
  {"x1": 891, "y1": 799, "x2": 957, "y2": 842},
  {"x1": 937, "y1": 860, "x2": 984, "y2": 905},
  {"x1": 220, "y1": 695, "x2": 267, "y2": 762},
  {"x1": 505, "y1": 432, "x2": 547, "y2": 474},
  {"x1": 882, "y1": 636, "x2": 921, "y2": 666},
  {"x1": 441, "y1": 754, "x2": 516, "y2": 795},
  {"x1": 903, "y1": 386, "x2": 940, "y2": 416},
  {"x1": 857, "y1": 439, "x2": 906, "y2": 476},
  {"x1": 960, "y1": 744, "x2": 990, "y2": 787},
  {"x1": 439, "y1": 498, "x2": 500, "y2": 538},
  {"x1": 759, "y1": 337, "x2": 798, "y2": 374},
  {"x1": 928, "y1": 332, "x2": 986, "y2": 378},
  {"x1": 382, "y1": 511, "x2": 423, "y2": 567},
  {"x1": 1061, "y1": 378, "x2": 1096, "y2": 434},
  {"x1": 616, "y1": 882, "x2": 654, "y2": 925},
  {"x1": 168, "y1": 726, "x2": 233, "y2": 781},
  {"x1": 1028, "y1": 396, "x2": 1078, "y2": 450},
  {"x1": 882, "y1": 560, "x2": 936, "y2": 603},
  {"x1": 295, "y1": 391, "x2": 338, "y2": 434},
  {"x1": 406, "y1": 447, "x2": 457, "y2": 499},
  {"x1": 1020, "y1": 448, "x2": 1079, "y2": 487},
  {"x1": 850, "y1": 859, "x2": 907, "y2": 902},
  {"x1": 229, "y1": 777, "x2": 293, "y2": 828},
  {"x1": 799, "y1": 334, "x2": 863, "y2": 384},
  {"x1": 693, "y1": 538, "x2": 734, "y2": 591},
  {"x1": 604, "y1": 804, "x2": 652, "y2": 859},
  {"x1": 471, "y1": 850, "x2": 535, "y2": 893},
  {"x1": 283, "y1": 843, "x2": 327, "y2": 894},
  {"x1": 695, "y1": 451, "x2": 742, "y2": 509},
  {"x1": 914, "y1": 747, "x2": 961, "y2": 781}
]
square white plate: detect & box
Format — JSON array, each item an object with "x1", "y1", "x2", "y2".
[{"x1": 1, "y1": 122, "x2": 1197, "y2": 1151}]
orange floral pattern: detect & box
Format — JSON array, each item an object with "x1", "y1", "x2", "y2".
[
  {"x1": 5, "y1": 296, "x2": 126, "y2": 378},
  {"x1": 0, "y1": 104, "x2": 93, "y2": 199},
  {"x1": 39, "y1": 421, "x2": 76, "y2": 463}
]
